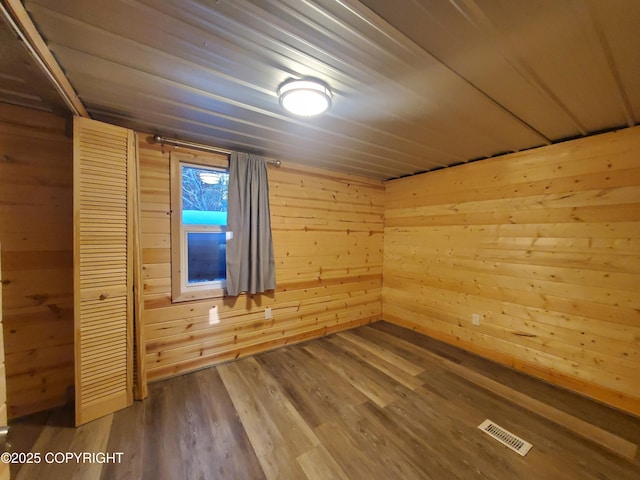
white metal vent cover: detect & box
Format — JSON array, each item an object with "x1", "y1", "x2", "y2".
[{"x1": 478, "y1": 419, "x2": 533, "y2": 456}]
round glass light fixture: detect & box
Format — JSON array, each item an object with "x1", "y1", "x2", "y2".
[{"x1": 278, "y1": 78, "x2": 332, "y2": 117}]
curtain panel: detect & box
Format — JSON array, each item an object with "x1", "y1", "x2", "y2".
[{"x1": 225, "y1": 152, "x2": 276, "y2": 296}]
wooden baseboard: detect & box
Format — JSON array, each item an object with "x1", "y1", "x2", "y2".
[
  {"x1": 385, "y1": 315, "x2": 640, "y2": 419},
  {"x1": 147, "y1": 316, "x2": 381, "y2": 382}
]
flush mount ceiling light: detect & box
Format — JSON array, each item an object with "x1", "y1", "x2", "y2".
[{"x1": 278, "y1": 78, "x2": 332, "y2": 117}]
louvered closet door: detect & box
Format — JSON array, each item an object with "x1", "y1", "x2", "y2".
[{"x1": 74, "y1": 117, "x2": 133, "y2": 426}]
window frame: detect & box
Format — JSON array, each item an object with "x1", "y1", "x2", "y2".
[{"x1": 170, "y1": 152, "x2": 229, "y2": 303}]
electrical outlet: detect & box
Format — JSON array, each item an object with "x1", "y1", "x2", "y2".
[
  {"x1": 472, "y1": 313, "x2": 480, "y2": 326},
  {"x1": 265, "y1": 307, "x2": 272, "y2": 319}
]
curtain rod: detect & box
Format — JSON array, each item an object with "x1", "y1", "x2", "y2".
[{"x1": 152, "y1": 135, "x2": 281, "y2": 167}]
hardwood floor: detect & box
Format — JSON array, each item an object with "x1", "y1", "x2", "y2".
[{"x1": 7, "y1": 322, "x2": 640, "y2": 479}]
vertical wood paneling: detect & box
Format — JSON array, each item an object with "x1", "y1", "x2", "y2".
[
  {"x1": 383, "y1": 126, "x2": 640, "y2": 416},
  {"x1": 0, "y1": 103, "x2": 74, "y2": 419},
  {"x1": 74, "y1": 117, "x2": 133, "y2": 425},
  {"x1": 131, "y1": 135, "x2": 147, "y2": 400},
  {"x1": 138, "y1": 141, "x2": 384, "y2": 381},
  {"x1": 0, "y1": 245, "x2": 8, "y2": 480}
]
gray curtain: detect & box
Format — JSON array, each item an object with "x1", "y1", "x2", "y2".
[{"x1": 225, "y1": 152, "x2": 276, "y2": 296}]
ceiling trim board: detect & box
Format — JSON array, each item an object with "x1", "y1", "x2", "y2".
[{"x1": 1, "y1": 0, "x2": 88, "y2": 117}]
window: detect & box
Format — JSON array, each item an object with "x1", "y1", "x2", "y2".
[{"x1": 170, "y1": 152, "x2": 229, "y2": 302}]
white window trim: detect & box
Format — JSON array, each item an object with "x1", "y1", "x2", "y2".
[{"x1": 170, "y1": 152, "x2": 229, "y2": 303}]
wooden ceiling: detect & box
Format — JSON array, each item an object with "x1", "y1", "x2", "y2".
[{"x1": 1, "y1": 0, "x2": 639, "y2": 180}]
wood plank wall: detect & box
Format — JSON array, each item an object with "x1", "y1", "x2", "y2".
[
  {"x1": 138, "y1": 140, "x2": 384, "y2": 381},
  {"x1": 0, "y1": 245, "x2": 8, "y2": 480},
  {"x1": 383, "y1": 126, "x2": 640, "y2": 416},
  {"x1": 0, "y1": 103, "x2": 74, "y2": 419}
]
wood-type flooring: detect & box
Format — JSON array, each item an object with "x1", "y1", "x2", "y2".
[{"x1": 7, "y1": 322, "x2": 640, "y2": 479}]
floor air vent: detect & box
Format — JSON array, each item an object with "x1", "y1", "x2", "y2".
[{"x1": 478, "y1": 419, "x2": 533, "y2": 456}]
